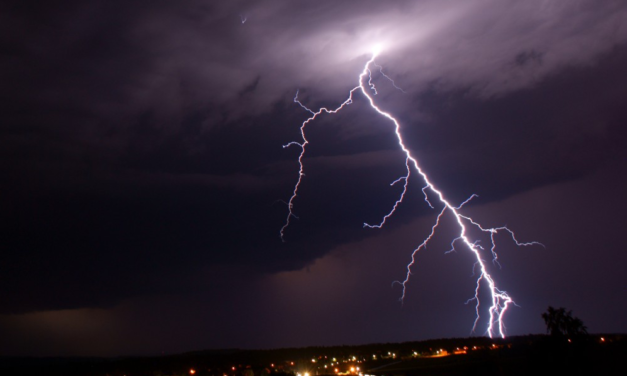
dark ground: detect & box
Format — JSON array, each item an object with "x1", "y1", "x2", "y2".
[{"x1": 0, "y1": 334, "x2": 624, "y2": 376}]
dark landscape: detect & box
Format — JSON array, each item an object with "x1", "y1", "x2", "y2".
[{"x1": 1, "y1": 334, "x2": 624, "y2": 376}]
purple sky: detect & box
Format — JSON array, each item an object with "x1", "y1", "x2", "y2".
[{"x1": 1, "y1": 0, "x2": 626, "y2": 356}]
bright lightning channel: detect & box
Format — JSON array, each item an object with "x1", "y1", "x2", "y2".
[{"x1": 281, "y1": 48, "x2": 542, "y2": 338}]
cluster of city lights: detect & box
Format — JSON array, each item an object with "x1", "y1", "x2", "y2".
[{"x1": 184, "y1": 337, "x2": 610, "y2": 376}]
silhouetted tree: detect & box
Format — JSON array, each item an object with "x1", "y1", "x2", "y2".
[{"x1": 541, "y1": 306, "x2": 588, "y2": 336}]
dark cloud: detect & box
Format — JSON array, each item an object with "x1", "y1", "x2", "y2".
[{"x1": 1, "y1": 0, "x2": 626, "y2": 356}]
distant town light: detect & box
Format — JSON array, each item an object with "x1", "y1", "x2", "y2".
[{"x1": 190, "y1": 369, "x2": 196, "y2": 375}]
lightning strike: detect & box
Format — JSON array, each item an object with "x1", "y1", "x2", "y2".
[{"x1": 281, "y1": 48, "x2": 542, "y2": 338}]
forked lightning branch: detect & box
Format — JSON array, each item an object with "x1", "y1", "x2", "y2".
[{"x1": 281, "y1": 47, "x2": 542, "y2": 338}]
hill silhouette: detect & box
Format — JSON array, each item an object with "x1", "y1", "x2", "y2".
[{"x1": 1, "y1": 334, "x2": 624, "y2": 376}]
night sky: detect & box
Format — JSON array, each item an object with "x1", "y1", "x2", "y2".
[{"x1": 1, "y1": 0, "x2": 626, "y2": 357}]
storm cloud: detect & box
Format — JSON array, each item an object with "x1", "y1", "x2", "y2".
[{"x1": 1, "y1": 0, "x2": 626, "y2": 356}]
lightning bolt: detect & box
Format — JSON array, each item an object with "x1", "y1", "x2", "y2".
[{"x1": 281, "y1": 50, "x2": 542, "y2": 338}]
